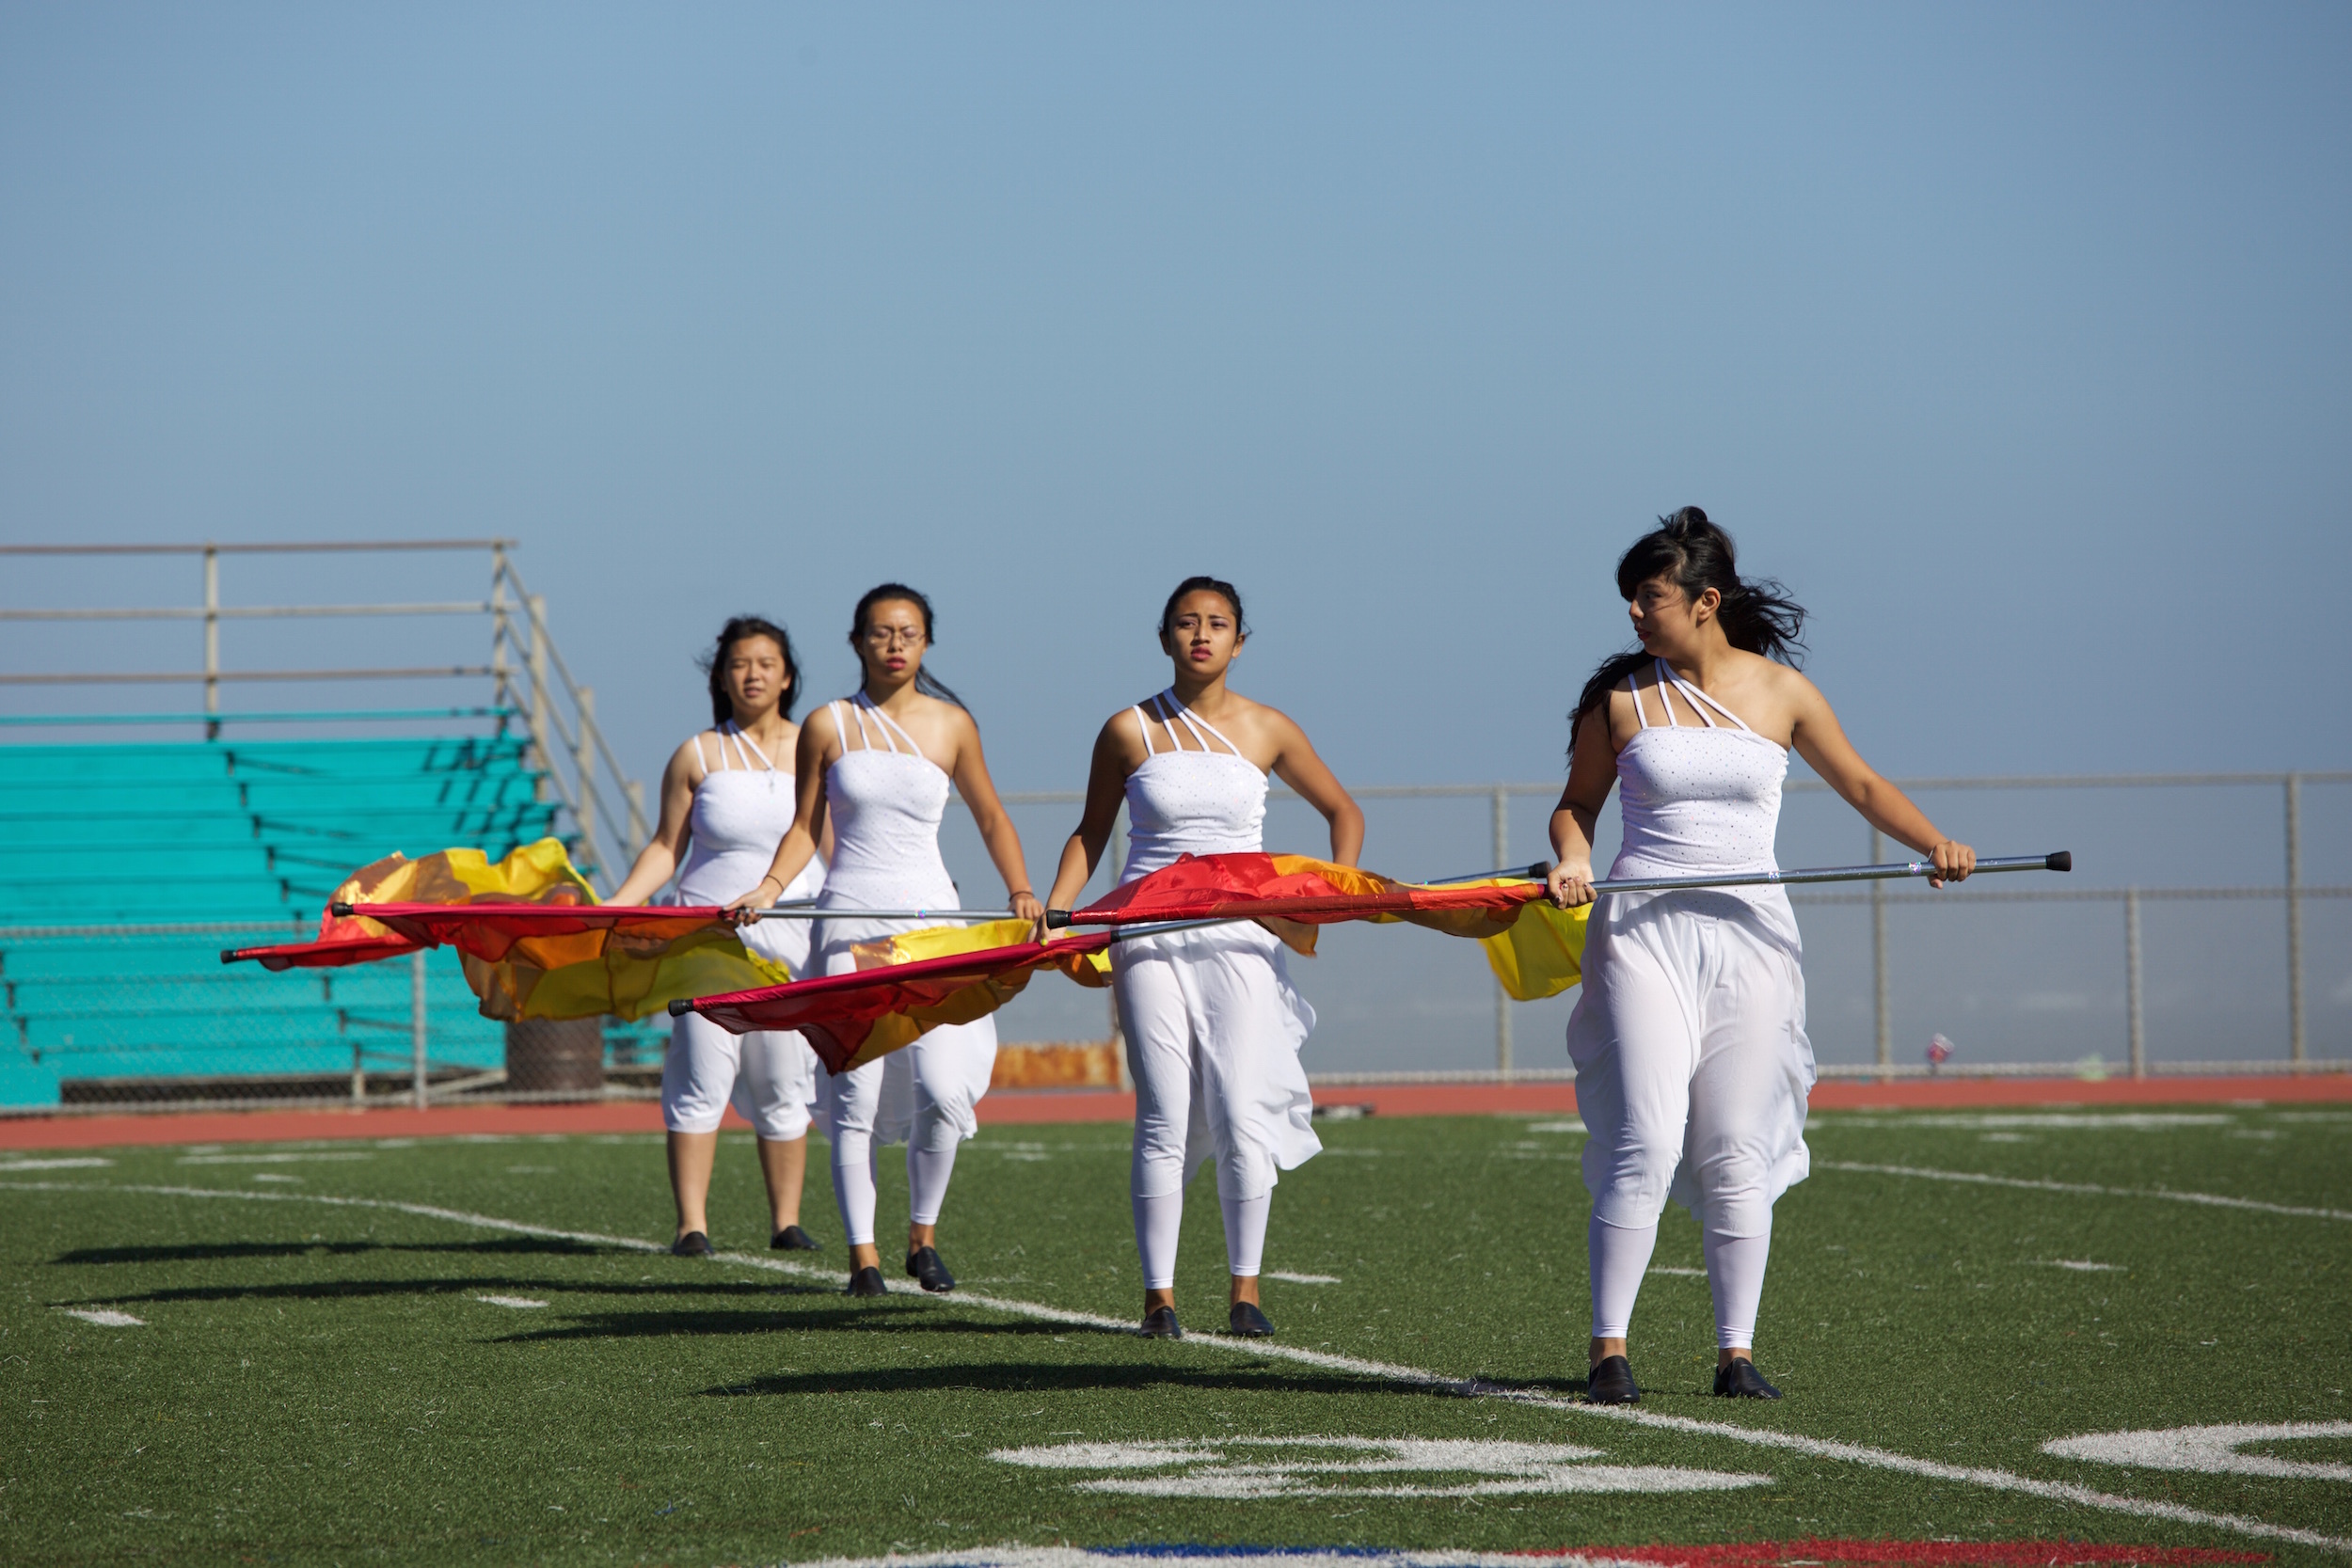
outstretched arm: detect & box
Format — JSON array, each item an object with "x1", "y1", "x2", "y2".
[
  {"x1": 949, "y1": 716, "x2": 1044, "y2": 924},
  {"x1": 1269, "y1": 715, "x2": 1363, "y2": 867},
  {"x1": 1043, "y1": 721, "x2": 1134, "y2": 928},
  {"x1": 606, "y1": 740, "x2": 701, "y2": 907},
  {"x1": 1788, "y1": 675, "x2": 1975, "y2": 887}
]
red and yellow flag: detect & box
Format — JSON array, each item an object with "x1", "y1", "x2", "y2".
[
  {"x1": 223, "y1": 839, "x2": 789, "y2": 1022},
  {"x1": 678, "y1": 852, "x2": 1589, "y2": 1073}
]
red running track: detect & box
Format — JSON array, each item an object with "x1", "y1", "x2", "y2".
[{"x1": 0, "y1": 1073, "x2": 2345, "y2": 1150}]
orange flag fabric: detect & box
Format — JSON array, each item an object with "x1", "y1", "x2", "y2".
[
  {"x1": 689, "y1": 919, "x2": 1115, "y2": 1074},
  {"x1": 222, "y1": 839, "x2": 790, "y2": 1022},
  {"x1": 679, "y1": 852, "x2": 1590, "y2": 1073}
]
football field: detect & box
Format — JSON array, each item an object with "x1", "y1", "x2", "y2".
[{"x1": 3, "y1": 1104, "x2": 2347, "y2": 1566}]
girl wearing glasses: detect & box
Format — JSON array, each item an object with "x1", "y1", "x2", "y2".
[{"x1": 731, "y1": 584, "x2": 1041, "y2": 1298}]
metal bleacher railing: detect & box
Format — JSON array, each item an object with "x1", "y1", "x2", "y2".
[
  {"x1": 0, "y1": 539, "x2": 648, "y2": 872},
  {"x1": 0, "y1": 541, "x2": 658, "y2": 1114}
]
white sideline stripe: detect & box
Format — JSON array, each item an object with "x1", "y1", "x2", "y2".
[
  {"x1": 6, "y1": 1180, "x2": 2345, "y2": 1553},
  {"x1": 0, "y1": 1156, "x2": 113, "y2": 1171},
  {"x1": 1820, "y1": 1160, "x2": 2352, "y2": 1223}
]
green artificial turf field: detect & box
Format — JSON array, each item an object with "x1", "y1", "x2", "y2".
[{"x1": 2, "y1": 1106, "x2": 2347, "y2": 1567}]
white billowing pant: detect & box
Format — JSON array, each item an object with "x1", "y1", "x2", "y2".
[
  {"x1": 661, "y1": 1012, "x2": 818, "y2": 1142},
  {"x1": 816, "y1": 940, "x2": 998, "y2": 1246},
  {"x1": 1116, "y1": 923, "x2": 1320, "y2": 1285},
  {"x1": 1566, "y1": 888, "x2": 1814, "y2": 1346}
]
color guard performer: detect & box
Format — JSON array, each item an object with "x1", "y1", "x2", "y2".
[
  {"x1": 1042, "y1": 577, "x2": 1363, "y2": 1338},
  {"x1": 1549, "y1": 509, "x2": 1974, "y2": 1402},
  {"x1": 609, "y1": 616, "x2": 829, "y2": 1257},
  {"x1": 731, "y1": 585, "x2": 1040, "y2": 1297}
]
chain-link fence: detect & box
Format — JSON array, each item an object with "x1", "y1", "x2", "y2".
[{"x1": 5, "y1": 770, "x2": 2345, "y2": 1115}]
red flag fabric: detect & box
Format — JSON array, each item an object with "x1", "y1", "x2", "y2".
[
  {"x1": 690, "y1": 927, "x2": 1116, "y2": 1074},
  {"x1": 1067, "y1": 851, "x2": 1542, "y2": 949},
  {"x1": 224, "y1": 932, "x2": 424, "y2": 970}
]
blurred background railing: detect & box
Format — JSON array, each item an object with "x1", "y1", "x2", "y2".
[{"x1": 4, "y1": 540, "x2": 2344, "y2": 1113}]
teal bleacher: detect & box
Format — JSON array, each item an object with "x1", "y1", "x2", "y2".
[{"x1": 0, "y1": 734, "x2": 567, "y2": 1107}]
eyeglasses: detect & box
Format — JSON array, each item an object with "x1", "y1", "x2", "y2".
[{"x1": 863, "y1": 627, "x2": 927, "y2": 648}]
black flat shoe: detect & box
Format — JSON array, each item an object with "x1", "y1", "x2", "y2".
[
  {"x1": 771, "y1": 1225, "x2": 820, "y2": 1251},
  {"x1": 905, "y1": 1245, "x2": 956, "y2": 1293},
  {"x1": 1712, "y1": 1357, "x2": 1782, "y2": 1399},
  {"x1": 1586, "y1": 1354, "x2": 1641, "y2": 1404},
  {"x1": 1228, "y1": 1301, "x2": 1274, "y2": 1338},
  {"x1": 671, "y1": 1230, "x2": 713, "y2": 1258},
  {"x1": 844, "y1": 1265, "x2": 889, "y2": 1297},
  {"x1": 1140, "y1": 1306, "x2": 1184, "y2": 1338}
]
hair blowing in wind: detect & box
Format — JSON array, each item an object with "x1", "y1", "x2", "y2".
[{"x1": 1569, "y1": 507, "x2": 1808, "y2": 752}]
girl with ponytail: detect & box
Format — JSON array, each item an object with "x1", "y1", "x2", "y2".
[{"x1": 1549, "y1": 508, "x2": 1975, "y2": 1406}]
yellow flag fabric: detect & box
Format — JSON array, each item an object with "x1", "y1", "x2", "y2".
[
  {"x1": 327, "y1": 840, "x2": 790, "y2": 1023},
  {"x1": 1475, "y1": 895, "x2": 1589, "y2": 1001}
]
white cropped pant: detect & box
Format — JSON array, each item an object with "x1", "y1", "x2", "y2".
[
  {"x1": 815, "y1": 942, "x2": 998, "y2": 1246},
  {"x1": 1115, "y1": 922, "x2": 1321, "y2": 1205},
  {"x1": 1565, "y1": 889, "x2": 1814, "y2": 1239},
  {"x1": 660, "y1": 1012, "x2": 818, "y2": 1142}
]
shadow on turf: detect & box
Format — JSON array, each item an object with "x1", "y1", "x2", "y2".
[
  {"x1": 52, "y1": 1237, "x2": 610, "y2": 1266},
  {"x1": 695, "y1": 1361, "x2": 1407, "y2": 1400},
  {"x1": 490, "y1": 1307, "x2": 1104, "y2": 1343},
  {"x1": 57, "y1": 1277, "x2": 842, "y2": 1307}
]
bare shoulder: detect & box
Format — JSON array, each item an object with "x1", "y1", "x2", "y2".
[{"x1": 668, "y1": 733, "x2": 715, "y2": 783}]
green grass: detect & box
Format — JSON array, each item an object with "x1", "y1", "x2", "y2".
[{"x1": 3, "y1": 1106, "x2": 2347, "y2": 1566}]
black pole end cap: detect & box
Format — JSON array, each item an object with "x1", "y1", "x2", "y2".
[
  {"x1": 1525, "y1": 862, "x2": 1549, "y2": 879},
  {"x1": 2047, "y1": 850, "x2": 2074, "y2": 873},
  {"x1": 218, "y1": 949, "x2": 238, "y2": 964},
  {"x1": 667, "y1": 998, "x2": 692, "y2": 1018},
  {"x1": 330, "y1": 903, "x2": 355, "y2": 917},
  {"x1": 1044, "y1": 910, "x2": 1073, "y2": 929}
]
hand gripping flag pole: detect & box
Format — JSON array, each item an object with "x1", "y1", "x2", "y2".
[{"x1": 1041, "y1": 850, "x2": 2071, "y2": 928}]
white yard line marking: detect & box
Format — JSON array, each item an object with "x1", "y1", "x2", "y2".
[
  {"x1": 176, "y1": 1151, "x2": 373, "y2": 1165},
  {"x1": 57, "y1": 1307, "x2": 146, "y2": 1327},
  {"x1": 2045, "y1": 1259, "x2": 2126, "y2": 1273},
  {"x1": 6, "y1": 1179, "x2": 2344, "y2": 1552},
  {"x1": 1819, "y1": 1161, "x2": 2352, "y2": 1224},
  {"x1": 1648, "y1": 1266, "x2": 1707, "y2": 1277},
  {"x1": 475, "y1": 1294, "x2": 548, "y2": 1309},
  {"x1": 1263, "y1": 1272, "x2": 1341, "y2": 1285},
  {"x1": 0, "y1": 1156, "x2": 113, "y2": 1171}
]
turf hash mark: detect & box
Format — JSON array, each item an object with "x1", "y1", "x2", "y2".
[
  {"x1": 992, "y1": 1435, "x2": 1772, "y2": 1497},
  {"x1": 8, "y1": 1174, "x2": 2347, "y2": 1553},
  {"x1": 54, "y1": 1307, "x2": 145, "y2": 1327},
  {"x1": 2043, "y1": 1423, "x2": 2352, "y2": 1482}
]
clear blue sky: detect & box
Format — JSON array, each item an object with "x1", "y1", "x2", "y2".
[{"x1": 4, "y1": 3, "x2": 2348, "y2": 795}]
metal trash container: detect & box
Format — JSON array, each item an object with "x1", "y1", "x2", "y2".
[{"x1": 503, "y1": 1018, "x2": 605, "y2": 1097}]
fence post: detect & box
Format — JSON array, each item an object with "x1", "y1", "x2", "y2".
[
  {"x1": 1493, "y1": 784, "x2": 1513, "y2": 1080},
  {"x1": 1869, "y1": 826, "x2": 1891, "y2": 1079},
  {"x1": 2286, "y1": 772, "x2": 2304, "y2": 1070},
  {"x1": 202, "y1": 545, "x2": 220, "y2": 740},
  {"x1": 410, "y1": 949, "x2": 428, "y2": 1110},
  {"x1": 625, "y1": 778, "x2": 648, "y2": 858},
  {"x1": 489, "y1": 546, "x2": 511, "y2": 712},
  {"x1": 2126, "y1": 887, "x2": 2144, "y2": 1080},
  {"x1": 527, "y1": 594, "x2": 550, "y2": 801},
  {"x1": 575, "y1": 685, "x2": 599, "y2": 879}
]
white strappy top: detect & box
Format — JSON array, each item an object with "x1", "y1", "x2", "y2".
[
  {"x1": 673, "y1": 722, "x2": 823, "y2": 968},
  {"x1": 1612, "y1": 657, "x2": 1788, "y2": 886},
  {"x1": 1121, "y1": 691, "x2": 1269, "y2": 885},
  {"x1": 815, "y1": 695, "x2": 960, "y2": 937}
]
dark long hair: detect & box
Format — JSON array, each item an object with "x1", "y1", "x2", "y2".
[
  {"x1": 1569, "y1": 507, "x2": 1807, "y2": 753},
  {"x1": 850, "y1": 583, "x2": 966, "y2": 708},
  {"x1": 1157, "y1": 575, "x2": 1249, "y2": 646},
  {"x1": 698, "y1": 615, "x2": 801, "y2": 726}
]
